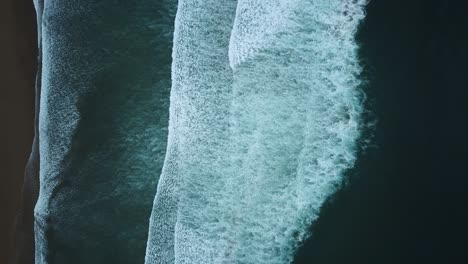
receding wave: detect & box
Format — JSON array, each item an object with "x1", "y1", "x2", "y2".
[
  {"x1": 34, "y1": 0, "x2": 176, "y2": 263},
  {"x1": 146, "y1": 0, "x2": 367, "y2": 263}
]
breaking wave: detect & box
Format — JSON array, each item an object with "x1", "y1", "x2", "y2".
[{"x1": 146, "y1": 0, "x2": 367, "y2": 263}]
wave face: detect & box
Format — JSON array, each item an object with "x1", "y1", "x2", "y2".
[
  {"x1": 146, "y1": 0, "x2": 367, "y2": 263},
  {"x1": 34, "y1": 0, "x2": 176, "y2": 263}
]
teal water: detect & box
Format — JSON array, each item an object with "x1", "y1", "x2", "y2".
[{"x1": 35, "y1": 0, "x2": 176, "y2": 263}]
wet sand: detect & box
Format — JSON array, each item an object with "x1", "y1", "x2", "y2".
[{"x1": 0, "y1": 0, "x2": 38, "y2": 263}]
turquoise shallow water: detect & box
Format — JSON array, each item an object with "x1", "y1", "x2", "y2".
[{"x1": 35, "y1": 1, "x2": 175, "y2": 263}]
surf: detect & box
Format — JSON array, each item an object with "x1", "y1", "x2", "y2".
[{"x1": 146, "y1": 0, "x2": 367, "y2": 263}]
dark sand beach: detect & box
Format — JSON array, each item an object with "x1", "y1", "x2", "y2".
[{"x1": 1, "y1": 0, "x2": 38, "y2": 264}]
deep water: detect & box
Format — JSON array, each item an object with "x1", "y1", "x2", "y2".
[{"x1": 294, "y1": 1, "x2": 468, "y2": 263}]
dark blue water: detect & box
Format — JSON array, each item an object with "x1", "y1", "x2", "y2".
[{"x1": 294, "y1": 1, "x2": 468, "y2": 263}]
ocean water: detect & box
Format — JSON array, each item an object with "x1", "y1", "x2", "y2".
[
  {"x1": 294, "y1": 1, "x2": 468, "y2": 263},
  {"x1": 32, "y1": 0, "x2": 468, "y2": 263},
  {"x1": 145, "y1": 1, "x2": 238, "y2": 263},
  {"x1": 146, "y1": 0, "x2": 367, "y2": 263},
  {"x1": 34, "y1": 0, "x2": 176, "y2": 263}
]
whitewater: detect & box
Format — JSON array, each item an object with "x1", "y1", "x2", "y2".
[{"x1": 146, "y1": 0, "x2": 368, "y2": 263}]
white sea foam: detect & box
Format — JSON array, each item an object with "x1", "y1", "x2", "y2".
[
  {"x1": 146, "y1": 0, "x2": 367, "y2": 263},
  {"x1": 145, "y1": 0, "x2": 238, "y2": 263},
  {"x1": 228, "y1": 0, "x2": 299, "y2": 68},
  {"x1": 225, "y1": 1, "x2": 367, "y2": 262}
]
